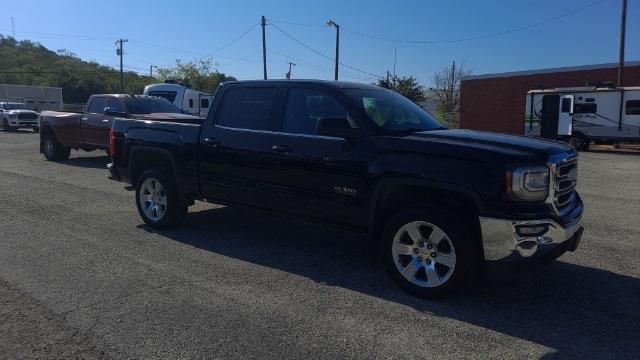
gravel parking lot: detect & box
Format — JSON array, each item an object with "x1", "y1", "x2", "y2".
[{"x1": 1, "y1": 129, "x2": 638, "y2": 359}]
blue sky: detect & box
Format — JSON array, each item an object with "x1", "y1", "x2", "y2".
[{"x1": 1, "y1": 0, "x2": 638, "y2": 85}]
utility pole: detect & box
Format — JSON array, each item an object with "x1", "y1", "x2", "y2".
[
  {"x1": 11, "y1": 17, "x2": 15, "y2": 38},
  {"x1": 393, "y1": 46, "x2": 397, "y2": 85},
  {"x1": 617, "y1": 0, "x2": 627, "y2": 87},
  {"x1": 261, "y1": 16, "x2": 267, "y2": 80},
  {"x1": 149, "y1": 65, "x2": 157, "y2": 78},
  {"x1": 326, "y1": 20, "x2": 339, "y2": 81},
  {"x1": 285, "y1": 62, "x2": 296, "y2": 79},
  {"x1": 116, "y1": 39, "x2": 128, "y2": 92},
  {"x1": 450, "y1": 60, "x2": 456, "y2": 111}
]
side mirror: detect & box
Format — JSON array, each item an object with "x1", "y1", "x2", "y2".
[
  {"x1": 104, "y1": 107, "x2": 125, "y2": 117},
  {"x1": 316, "y1": 117, "x2": 361, "y2": 140}
]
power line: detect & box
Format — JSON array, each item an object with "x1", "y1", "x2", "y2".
[
  {"x1": 197, "y1": 23, "x2": 260, "y2": 60},
  {"x1": 267, "y1": 21, "x2": 383, "y2": 79},
  {"x1": 341, "y1": 0, "x2": 608, "y2": 44}
]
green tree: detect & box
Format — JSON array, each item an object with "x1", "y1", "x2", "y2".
[
  {"x1": 376, "y1": 75, "x2": 426, "y2": 104},
  {"x1": 0, "y1": 36, "x2": 155, "y2": 104},
  {"x1": 156, "y1": 59, "x2": 236, "y2": 93}
]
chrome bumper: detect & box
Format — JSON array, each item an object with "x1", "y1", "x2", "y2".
[{"x1": 480, "y1": 215, "x2": 583, "y2": 263}]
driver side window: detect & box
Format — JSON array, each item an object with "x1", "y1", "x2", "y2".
[
  {"x1": 87, "y1": 97, "x2": 107, "y2": 114},
  {"x1": 282, "y1": 88, "x2": 354, "y2": 135}
]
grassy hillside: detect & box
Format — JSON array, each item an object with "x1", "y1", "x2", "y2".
[{"x1": 0, "y1": 36, "x2": 153, "y2": 104}]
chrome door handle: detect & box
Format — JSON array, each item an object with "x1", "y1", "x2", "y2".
[
  {"x1": 271, "y1": 145, "x2": 291, "y2": 153},
  {"x1": 102, "y1": 119, "x2": 109, "y2": 123},
  {"x1": 81, "y1": 117, "x2": 88, "y2": 121}
]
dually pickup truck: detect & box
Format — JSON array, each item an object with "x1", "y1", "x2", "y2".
[
  {"x1": 107, "y1": 80, "x2": 584, "y2": 298},
  {"x1": 39, "y1": 94, "x2": 201, "y2": 161}
]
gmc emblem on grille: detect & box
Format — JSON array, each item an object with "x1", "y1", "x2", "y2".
[{"x1": 567, "y1": 167, "x2": 578, "y2": 182}]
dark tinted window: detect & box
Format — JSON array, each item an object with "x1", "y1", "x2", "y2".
[
  {"x1": 200, "y1": 98, "x2": 210, "y2": 108},
  {"x1": 148, "y1": 91, "x2": 177, "y2": 102},
  {"x1": 124, "y1": 97, "x2": 181, "y2": 114},
  {"x1": 574, "y1": 103, "x2": 597, "y2": 114},
  {"x1": 189, "y1": 99, "x2": 193, "y2": 108},
  {"x1": 88, "y1": 97, "x2": 108, "y2": 113},
  {"x1": 107, "y1": 98, "x2": 124, "y2": 113},
  {"x1": 626, "y1": 100, "x2": 640, "y2": 115},
  {"x1": 217, "y1": 87, "x2": 275, "y2": 130},
  {"x1": 561, "y1": 98, "x2": 572, "y2": 113},
  {"x1": 283, "y1": 88, "x2": 351, "y2": 135}
]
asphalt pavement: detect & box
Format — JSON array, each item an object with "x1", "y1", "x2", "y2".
[{"x1": 0, "y1": 129, "x2": 638, "y2": 359}]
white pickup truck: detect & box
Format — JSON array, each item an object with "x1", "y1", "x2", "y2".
[{"x1": 1, "y1": 102, "x2": 39, "y2": 132}]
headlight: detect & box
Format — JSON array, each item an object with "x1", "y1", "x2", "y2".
[{"x1": 509, "y1": 166, "x2": 549, "y2": 201}]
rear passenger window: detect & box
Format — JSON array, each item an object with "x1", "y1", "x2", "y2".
[
  {"x1": 282, "y1": 88, "x2": 350, "y2": 135},
  {"x1": 217, "y1": 87, "x2": 275, "y2": 130},
  {"x1": 88, "y1": 97, "x2": 107, "y2": 114}
]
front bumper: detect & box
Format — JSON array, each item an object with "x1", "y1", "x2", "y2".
[
  {"x1": 480, "y1": 213, "x2": 583, "y2": 266},
  {"x1": 9, "y1": 120, "x2": 38, "y2": 127}
]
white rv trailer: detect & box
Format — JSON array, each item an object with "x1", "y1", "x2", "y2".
[
  {"x1": 143, "y1": 81, "x2": 212, "y2": 117},
  {"x1": 0, "y1": 84, "x2": 63, "y2": 112},
  {"x1": 524, "y1": 86, "x2": 640, "y2": 149}
]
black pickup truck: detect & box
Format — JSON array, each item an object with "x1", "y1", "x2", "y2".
[{"x1": 108, "y1": 80, "x2": 584, "y2": 298}]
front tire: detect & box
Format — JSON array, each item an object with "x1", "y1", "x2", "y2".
[
  {"x1": 567, "y1": 133, "x2": 589, "y2": 151},
  {"x1": 135, "y1": 168, "x2": 187, "y2": 229},
  {"x1": 382, "y1": 205, "x2": 478, "y2": 299},
  {"x1": 42, "y1": 134, "x2": 70, "y2": 161}
]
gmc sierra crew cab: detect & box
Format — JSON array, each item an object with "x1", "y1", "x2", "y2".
[
  {"x1": 107, "y1": 80, "x2": 584, "y2": 298},
  {"x1": 39, "y1": 94, "x2": 201, "y2": 161}
]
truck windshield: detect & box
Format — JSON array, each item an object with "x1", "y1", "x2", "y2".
[
  {"x1": 2, "y1": 103, "x2": 27, "y2": 110},
  {"x1": 345, "y1": 89, "x2": 444, "y2": 133},
  {"x1": 125, "y1": 98, "x2": 182, "y2": 114}
]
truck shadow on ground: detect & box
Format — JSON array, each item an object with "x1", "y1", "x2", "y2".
[
  {"x1": 142, "y1": 205, "x2": 639, "y2": 359},
  {"x1": 60, "y1": 155, "x2": 110, "y2": 169}
]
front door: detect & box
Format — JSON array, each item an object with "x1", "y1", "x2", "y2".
[
  {"x1": 198, "y1": 85, "x2": 283, "y2": 208},
  {"x1": 83, "y1": 96, "x2": 114, "y2": 146},
  {"x1": 267, "y1": 86, "x2": 369, "y2": 226}
]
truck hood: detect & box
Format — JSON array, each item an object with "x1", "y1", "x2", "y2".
[{"x1": 375, "y1": 129, "x2": 572, "y2": 164}]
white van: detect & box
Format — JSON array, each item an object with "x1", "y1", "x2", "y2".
[
  {"x1": 524, "y1": 85, "x2": 640, "y2": 149},
  {"x1": 143, "y1": 81, "x2": 212, "y2": 117}
]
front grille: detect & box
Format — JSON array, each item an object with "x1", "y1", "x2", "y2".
[
  {"x1": 553, "y1": 156, "x2": 578, "y2": 213},
  {"x1": 18, "y1": 113, "x2": 37, "y2": 120}
]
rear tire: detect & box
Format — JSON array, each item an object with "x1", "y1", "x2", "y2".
[
  {"x1": 382, "y1": 205, "x2": 479, "y2": 299},
  {"x1": 3, "y1": 118, "x2": 14, "y2": 132},
  {"x1": 33, "y1": 127, "x2": 39, "y2": 133},
  {"x1": 135, "y1": 168, "x2": 187, "y2": 229},
  {"x1": 42, "y1": 134, "x2": 70, "y2": 161}
]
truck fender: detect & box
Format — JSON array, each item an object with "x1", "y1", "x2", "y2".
[{"x1": 368, "y1": 177, "x2": 485, "y2": 238}]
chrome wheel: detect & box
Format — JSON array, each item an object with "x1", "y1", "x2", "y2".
[
  {"x1": 392, "y1": 221, "x2": 456, "y2": 288},
  {"x1": 44, "y1": 139, "x2": 54, "y2": 158},
  {"x1": 139, "y1": 177, "x2": 167, "y2": 221}
]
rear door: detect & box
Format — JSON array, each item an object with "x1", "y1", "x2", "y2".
[
  {"x1": 266, "y1": 85, "x2": 370, "y2": 226},
  {"x1": 198, "y1": 85, "x2": 284, "y2": 208},
  {"x1": 558, "y1": 95, "x2": 574, "y2": 136},
  {"x1": 82, "y1": 96, "x2": 114, "y2": 146}
]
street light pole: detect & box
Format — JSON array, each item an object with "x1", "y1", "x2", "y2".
[
  {"x1": 326, "y1": 20, "x2": 339, "y2": 81},
  {"x1": 149, "y1": 65, "x2": 157, "y2": 78}
]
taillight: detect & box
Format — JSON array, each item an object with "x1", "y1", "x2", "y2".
[{"x1": 108, "y1": 128, "x2": 116, "y2": 156}]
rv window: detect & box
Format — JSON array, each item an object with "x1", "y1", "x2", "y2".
[
  {"x1": 148, "y1": 91, "x2": 177, "y2": 103},
  {"x1": 561, "y1": 98, "x2": 572, "y2": 113},
  {"x1": 574, "y1": 103, "x2": 597, "y2": 114},
  {"x1": 217, "y1": 87, "x2": 276, "y2": 130},
  {"x1": 200, "y1": 99, "x2": 210, "y2": 108},
  {"x1": 189, "y1": 99, "x2": 193, "y2": 108},
  {"x1": 625, "y1": 100, "x2": 640, "y2": 115}
]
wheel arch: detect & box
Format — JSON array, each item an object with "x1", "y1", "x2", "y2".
[
  {"x1": 369, "y1": 178, "x2": 485, "y2": 258},
  {"x1": 128, "y1": 146, "x2": 179, "y2": 187}
]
